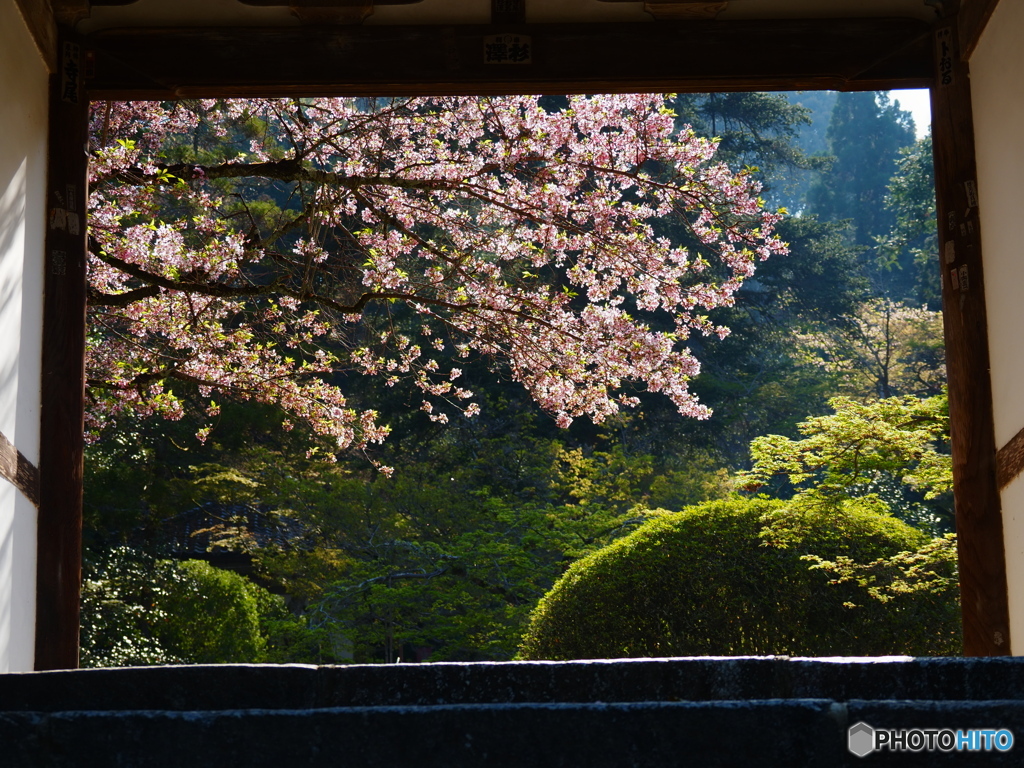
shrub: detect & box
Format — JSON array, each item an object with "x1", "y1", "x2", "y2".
[
  {"x1": 517, "y1": 497, "x2": 960, "y2": 660},
  {"x1": 81, "y1": 547, "x2": 184, "y2": 667},
  {"x1": 156, "y1": 559, "x2": 268, "y2": 663},
  {"x1": 81, "y1": 548, "x2": 296, "y2": 666}
]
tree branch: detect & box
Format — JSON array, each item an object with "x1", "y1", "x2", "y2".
[
  {"x1": 90, "y1": 241, "x2": 482, "y2": 316},
  {"x1": 88, "y1": 285, "x2": 161, "y2": 307},
  {"x1": 104, "y1": 157, "x2": 462, "y2": 194}
]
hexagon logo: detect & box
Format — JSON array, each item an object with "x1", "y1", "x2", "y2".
[{"x1": 848, "y1": 722, "x2": 876, "y2": 757}]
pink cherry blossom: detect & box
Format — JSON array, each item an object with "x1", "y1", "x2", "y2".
[{"x1": 86, "y1": 96, "x2": 787, "y2": 454}]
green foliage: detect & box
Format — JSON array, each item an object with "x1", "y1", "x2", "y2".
[
  {"x1": 688, "y1": 92, "x2": 811, "y2": 162},
  {"x1": 773, "y1": 91, "x2": 837, "y2": 211},
  {"x1": 807, "y1": 92, "x2": 916, "y2": 252},
  {"x1": 80, "y1": 547, "x2": 321, "y2": 667},
  {"x1": 794, "y1": 299, "x2": 945, "y2": 400},
  {"x1": 875, "y1": 136, "x2": 939, "y2": 308},
  {"x1": 803, "y1": 533, "x2": 960, "y2": 609},
  {"x1": 130, "y1": 399, "x2": 733, "y2": 663},
  {"x1": 82, "y1": 90, "x2": 956, "y2": 666},
  {"x1": 742, "y1": 394, "x2": 952, "y2": 532},
  {"x1": 806, "y1": 92, "x2": 925, "y2": 305},
  {"x1": 308, "y1": 509, "x2": 547, "y2": 663},
  {"x1": 262, "y1": 467, "x2": 658, "y2": 663},
  {"x1": 80, "y1": 547, "x2": 183, "y2": 667},
  {"x1": 665, "y1": 213, "x2": 870, "y2": 460},
  {"x1": 156, "y1": 559, "x2": 267, "y2": 663},
  {"x1": 518, "y1": 497, "x2": 960, "y2": 660},
  {"x1": 553, "y1": 444, "x2": 658, "y2": 513}
]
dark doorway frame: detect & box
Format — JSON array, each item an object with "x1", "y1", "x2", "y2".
[{"x1": 34, "y1": 2, "x2": 1011, "y2": 668}]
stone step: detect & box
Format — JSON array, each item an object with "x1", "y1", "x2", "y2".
[
  {"x1": 5, "y1": 657, "x2": 1024, "y2": 711},
  {"x1": 2, "y1": 658, "x2": 1023, "y2": 766}
]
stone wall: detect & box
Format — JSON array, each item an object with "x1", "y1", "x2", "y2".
[{"x1": 1, "y1": 658, "x2": 1023, "y2": 765}]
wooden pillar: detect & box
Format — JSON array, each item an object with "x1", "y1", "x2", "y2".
[
  {"x1": 930, "y1": 18, "x2": 1011, "y2": 656},
  {"x1": 35, "y1": 28, "x2": 89, "y2": 670}
]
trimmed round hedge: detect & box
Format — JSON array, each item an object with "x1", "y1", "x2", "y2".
[{"x1": 518, "y1": 498, "x2": 960, "y2": 659}]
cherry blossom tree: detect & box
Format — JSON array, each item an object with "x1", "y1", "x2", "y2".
[{"x1": 87, "y1": 95, "x2": 786, "y2": 464}]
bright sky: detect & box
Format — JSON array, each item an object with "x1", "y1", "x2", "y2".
[{"x1": 890, "y1": 88, "x2": 932, "y2": 139}]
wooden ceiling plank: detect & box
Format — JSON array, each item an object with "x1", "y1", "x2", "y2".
[{"x1": 84, "y1": 18, "x2": 934, "y2": 99}]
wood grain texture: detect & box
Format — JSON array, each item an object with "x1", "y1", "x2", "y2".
[
  {"x1": 492, "y1": 0, "x2": 525, "y2": 25},
  {"x1": 84, "y1": 18, "x2": 933, "y2": 99},
  {"x1": 238, "y1": 0, "x2": 421, "y2": 4},
  {"x1": 997, "y1": 425, "x2": 1024, "y2": 491},
  {"x1": 958, "y1": 0, "x2": 1002, "y2": 60},
  {"x1": 36, "y1": 30, "x2": 89, "y2": 671},
  {"x1": 931, "y1": 18, "x2": 1010, "y2": 656},
  {"x1": 0, "y1": 431, "x2": 40, "y2": 508},
  {"x1": 52, "y1": 0, "x2": 90, "y2": 26},
  {"x1": 289, "y1": 3, "x2": 375, "y2": 25},
  {"x1": 643, "y1": 2, "x2": 728, "y2": 21},
  {"x1": 13, "y1": 0, "x2": 57, "y2": 72}
]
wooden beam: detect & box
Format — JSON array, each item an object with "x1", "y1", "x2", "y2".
[
  {"x1": 601, "y1": 0, "x2": 728, "y2": 13},
  {"x1": 237, "y1": 0, "x2": 424, "y2": 23},
  {"x1": 643, "y1": 2, "x2": 728, "y2": 21},
  {"x1": 237, "y1": 0, "x2": 419, "y2": 4},
  {"x1": 930, "y1": 19, "x2": 1010, "y2": 656},
  {"x1": 958, "y1": 0, "x2": 1002, "y2": 60},
  {"x1": 492, "y1": 0, "x2": 525, "y2": 25},
  {"x1": 84, "y1": 18, "x2": 933, "y2": 99},
  {"x1": 996, "y1": 424, "x2": 1024, "y2": 491},
  {"x1": 288, "y1": 2, "x2": 375, "y2": 25},
  {"x1": 0, "y1": 431, "x2": 40, "y2": 508},
  {"x1": 52, "y1": 0, "x2": 91, "y2": 26},
  {"x1": 13, "y1": 0, "x2": 58, "y2": 72},
  {"x1": 36, "y1": 29, "x2": 89, "y2": 671}
]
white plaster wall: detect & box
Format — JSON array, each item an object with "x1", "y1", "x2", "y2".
[
  {"x1": 0, "y1": 0, "x2": 47, "y2": 672},
  {"x1": 971, "y1": 0, "x2": 1024, "y2": 655}
]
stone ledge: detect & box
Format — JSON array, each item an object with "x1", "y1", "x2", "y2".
[
  {"x1": 3, "y1": 699, "x2": 1024, "y2": 767},
  {"x1": 5, "y1": 659, "x2": 1024, "y2": 766},
  {"x1": 3, "y1": 657, "x2": 1024, "y2": 712}
]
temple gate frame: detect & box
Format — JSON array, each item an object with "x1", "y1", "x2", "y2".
[{"x1": 10, "y1": 0, "x2": 1013, "y2": 669}]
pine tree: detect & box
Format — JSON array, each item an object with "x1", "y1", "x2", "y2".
[{"x1": 808, "y1": 92, "x2": 916, "y2": 247}]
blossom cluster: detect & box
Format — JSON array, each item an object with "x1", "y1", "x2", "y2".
[{"x1": 86, "y1": 95, "x2": 786, "y2": 456}]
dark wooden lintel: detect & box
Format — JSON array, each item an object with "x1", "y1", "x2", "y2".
[
  {"x1": 642, "y1": 2, "x2": 729, "y2": 22},
  {"x1": 85, "y1": 18, "x2": 933, "y2": 99},
  {"x1": 930, "y1": 19, "x2": 1010, "y2": 656},
  {"x1": 491, "y1": 0, "x2": 525, "y2": 25}
]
